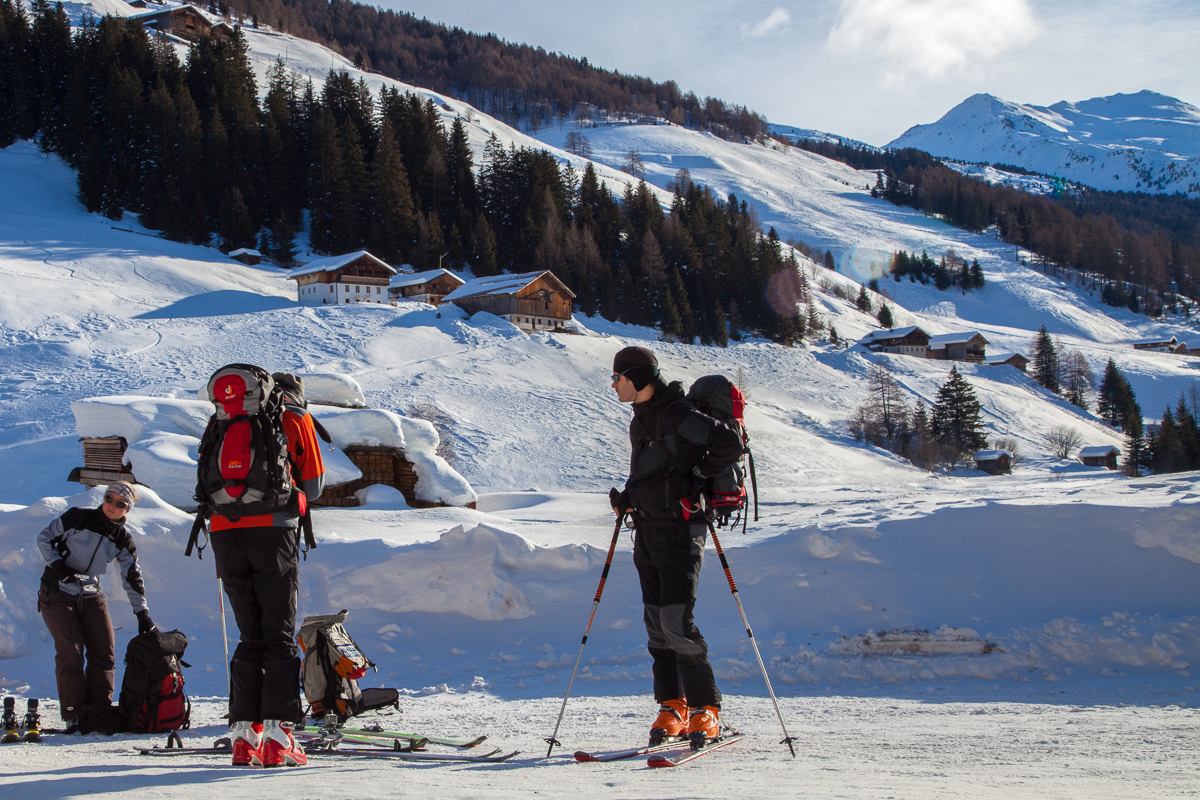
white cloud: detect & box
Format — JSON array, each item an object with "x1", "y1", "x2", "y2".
[
  {"x1": 741, "y1": 7, "x2": 792, "y2": 39},
  {"x1": 828, "y1": 0, "x2": 1038, "y2": 85}
]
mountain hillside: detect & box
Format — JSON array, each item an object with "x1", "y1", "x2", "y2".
[{"x1": 888, "y1": 91, "x2": 1200, "y2": 197}]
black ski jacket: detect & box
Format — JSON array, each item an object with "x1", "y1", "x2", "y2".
[{"x1": 623, "y1": 380, "x2": 744, "y2": 520}]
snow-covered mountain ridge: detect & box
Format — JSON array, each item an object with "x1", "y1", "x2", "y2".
[{"x1": 888, "y1": 91, "x2": 1200, "y2": 197}]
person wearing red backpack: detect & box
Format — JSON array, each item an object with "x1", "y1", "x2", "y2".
[
  {"x1": 37, "y1": 481, "x2": 155, "y2": 727},
  {"x1": 202, "y1": 370, "x2": 325, "y2": 768},
  {"x1": 608, "y1": 346, "x2": 743, "y2": 748}
]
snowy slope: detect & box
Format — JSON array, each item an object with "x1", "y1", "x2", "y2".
[
  {"x1": 1, "y1": 11, "x2": 1200, "y2": 794},
  {"x1": 888, "y1": 91, "x2": 1200, "y2": 197}
]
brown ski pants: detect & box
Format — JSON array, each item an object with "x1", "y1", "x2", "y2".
[{"x1": 39, "y1": 586, "x2": 116, "y2": 720}]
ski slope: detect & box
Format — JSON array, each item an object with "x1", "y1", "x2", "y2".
[{"x1": 1, "y1": 3, "x2": 1199, "y2": 796}]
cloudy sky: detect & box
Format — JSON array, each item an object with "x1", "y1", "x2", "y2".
[{"x1": 374, "y1": 0, "x2": 1200, "y2": 146}]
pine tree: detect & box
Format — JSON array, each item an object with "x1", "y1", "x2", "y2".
[
  {"x1": 1123, "y1": 406, "x2": 1145, "y2": 476},
  {"x1": 855, "y1": 284, "x2": 873, "y2": 314},
  {"x1": 931, "y1": 365, "x2": 988, "y2": 460},
  {"x1": 877, "y1": 302, "x2": 894, "y2": 329},
  {"x1": 1097, "y1": 359, "x2": 1137, "y2": 429},
  {"x1": 367, "y1": 118, "x2": 417, "y2": 264},
  {"x1": 1031, "y1": 325, "x2": 1060, "y2": 394}
]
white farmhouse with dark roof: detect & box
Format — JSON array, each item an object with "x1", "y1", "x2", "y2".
[
  {"x1": 1132, "y1": 335, "x2": 1178, "y2": 352},
  {"x1": 289, "y1": 251, "x2": 397, "y2": 305},
  {"x1": 857, "y1": 326, "x2": 931, "y2": 357},
  {"x1": 443, "y1": 271, "x2": 576, "y2": 332}
]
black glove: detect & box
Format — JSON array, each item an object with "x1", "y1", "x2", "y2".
[
  {"x1": 609, "y1": 487, "x2": 629, "y2": 512},
  {"x1": 136, "y1": 610, "x2": 157, "y2": 635},
  {"x1": 45, "y1": 561, "x2": 77, "y2": 585}
]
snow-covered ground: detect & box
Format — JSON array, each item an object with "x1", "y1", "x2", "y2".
[{"x1": 2, "y1": 4, "x2": 1200, "y2": 795}]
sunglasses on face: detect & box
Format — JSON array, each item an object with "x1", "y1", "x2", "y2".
[
  {"x1": 104, "y1": 495, "x2": 129, "y2": 510},
  {"x1": 611, "y1": 368, "x2": 632, "y2": 384}
]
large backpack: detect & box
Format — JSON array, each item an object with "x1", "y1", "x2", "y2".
[
  {"x1": 685, "y1": 375, "x2": 758, "y2": 532},
  {"x1": 298, "y1": 610, "x2": 399, "y2": 724},
  {"x1": 194, "y1": 364, "x2": 295, "y2": 520},
  {"x1": 118, "y1": 630, "x2": 191, "y2": 733}
]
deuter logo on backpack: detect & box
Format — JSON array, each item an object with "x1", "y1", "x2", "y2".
[
  {"x1": 685, "y1": 375, "x2": 758, "y2": 531},
  {"x1": 195, "y1": 364, "x2": 295, "y2": 519}
]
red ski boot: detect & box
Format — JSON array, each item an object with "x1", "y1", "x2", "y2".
[
  {"x1": 261, "y1": 720, "x2": 307, "y2": 767},
  {"x1": 231, "y1": 721, "x2": 263, "y2": 767}
]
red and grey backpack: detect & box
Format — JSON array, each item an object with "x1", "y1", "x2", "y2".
[
  {"x1": 685, "y1": 375, "x2": 758, "y2": 532},
  {"x1": 194, "y1": 364, "x2": 295, "y2": 521}
]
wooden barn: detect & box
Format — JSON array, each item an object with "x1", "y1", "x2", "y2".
[
  {"x1": 67, "y1": 437, "x2": 138, "y2": 488},
  {"x1": 443, "y1": 271, "x2": 576, "y2": 332},
  {"x1": 1132, "y1": 335, "x2": 1177, "y2": 352},
  {"x1": 132, "y1": 5, "x2": 227, "y2": 42},
  {"x1": 973, "y1": 449, "x2": 1013, "y2": 475},
  {"x1": 928, "y1": 331, "x2": 988, "y2": 363},
  {"x1": 290, "y1": 251, "x2": 397, "y2": 305},
  {"x1": 984, "y1": 352, "x2": 1030, "y2": 373},
  {"x1": 388, "y1": 269, "x2": 465, "y2": 306},
  {"x1": 857, "y1": 326, "x2": 931, "y2": 357},
  {"x1": 1079, "y1": 445, "x2": 1120, "y2": 470},
  {"x1": 228, "y1": 247, "x2": 262, "y2": 266}
]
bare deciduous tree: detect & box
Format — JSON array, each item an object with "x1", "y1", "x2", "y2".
[{"x1": 1044, "y1": 426, "x2": 1084, "y2": 459}]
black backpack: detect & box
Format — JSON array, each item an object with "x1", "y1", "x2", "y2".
[
  {"x1": 195, "y1": 364, "x2": 295, "y2": 520},
  {"x1": 685, "y1": 375, "x2": 758, "y2": 532},
  {"x1": 118, "y1": 630, "x2": 191, "y2": 733}
]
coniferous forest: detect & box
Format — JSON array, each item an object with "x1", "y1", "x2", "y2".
[
  {"x1": 803, "y1": 140, "x2": 1200, "y2": 312},
  {"x1": 0, "y1": 1, "x2": 803, "y2": 345}
]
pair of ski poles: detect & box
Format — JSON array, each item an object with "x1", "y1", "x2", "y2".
[{"x1": 544, "y1": 511, "x2": 796, "y2": 758}]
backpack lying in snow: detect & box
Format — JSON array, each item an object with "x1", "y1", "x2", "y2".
[
  {"x1": 118, "y1": 630, "x2": 191, "y2": 733},
  {"x1": 685, "y1": 375, "x2": 758, "y2": 532},
  {"x1": 298, "y1": 610, "x2": 399, "y2": 723}
]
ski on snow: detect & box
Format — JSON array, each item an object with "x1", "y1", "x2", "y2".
[
  {"x1": 292, "y1": 730, "x2": 431, "y2": 751},
  {"x1": 645, "y1": 733, "x2": 744, "y2": 767},
  {"x1": 135, "y1": 736, "x2": 233, "y2": 756},
  {"x1": 303, "y1": 745, "x2": 520, "y2": 763},
  {"x1": 573, "y1": 736, "x2": 692, "y2": 762},
  {"x1": 331, "y1": 725, "x2": 488, "y2": 749}
]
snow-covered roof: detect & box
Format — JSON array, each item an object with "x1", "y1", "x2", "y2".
[
  {"x1": 228, "y1": 248, "x2": 261, "y2": 258},
  {"x1": 974, "y1": 449, "x2": 1013, "y2": 460},
  {"x1": 290, "y1": 251, "x2": 397, "y2": 278},
  {"x1": 1079, "y1": 445, "x2": 1120, "y2": 458},
  {"x1": 984, "y1": 352, "x2": 1028, "y2": 365},
  {"x1": 858, "y1": 326, "x2": 929, "y2": 345},
  {"x1": 390, "y1": 269, "x2": 464, "y2": 290},
  {"x1": 1132, "y1": 335, "x2": 1177, "y2": 346},
  {"x1": 443, "y1": 271, "x2": 571, "y2": 302},
  {"x1": 129, "y1": 3, "x2": 208, "y2": 20},
  {"x1": 928, "y1": 331, "x2": 988, "y2": 349}
]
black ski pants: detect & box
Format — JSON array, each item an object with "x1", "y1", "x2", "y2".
[
  {"x1": 211, "y1": 526, "x2": 302, "y2": 723},
  {"x1": 39, "y1": 586, "x2": 116, "y2": 720},
  {"x1": 632, "y1": 517, "x2": 722, "y2": 710}
]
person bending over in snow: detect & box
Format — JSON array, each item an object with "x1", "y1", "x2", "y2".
[
  {"x1": 608, "y1": 346, "x2": 743, "y2": 748},
  {"x1": 38, "y1": 481, "x2": 155, "y2": 727}
]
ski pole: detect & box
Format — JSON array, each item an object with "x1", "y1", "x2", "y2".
[
  {"x1": 544, "y1": 513, "x2": 626, "y2": 758},
  {"x1": 216, "y1": 563, "x2": 231, "y2": 695},
  {"x1": 706, "y1": 519, "x2": 797, "y2": 757}
]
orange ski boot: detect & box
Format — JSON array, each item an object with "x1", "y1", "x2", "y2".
[
  {"x1": 649, "y1": 698, "x2": 689, "y2": 745},
  {"x1": 687, "y1": 705, "x2": 720, "y2": 750}
]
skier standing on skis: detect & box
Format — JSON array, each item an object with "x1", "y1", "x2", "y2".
[
  {"x1": 608, "y1": 346, "x2": 743, "y2": 747},
  {"x1": 200, "y1": 368, "x2": 325, "y2": 768},
  {"x1": 37, "y1": 481, "x2": 155, "y2": 727}
]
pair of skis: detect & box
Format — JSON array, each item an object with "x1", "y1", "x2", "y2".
[
  {"x1": 135, "y1": 726, "x2": 518, "y2": 763},
  {"x1": 2, "y1": 697, "x2": 42, "y2": 744},
  {"x1": 574, "y1": 731, "x2": 744, "y2": 767}
]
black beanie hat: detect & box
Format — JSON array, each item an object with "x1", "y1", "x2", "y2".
[{"x1": 613, "y1": 346, "x2": 660, "y2": 390}]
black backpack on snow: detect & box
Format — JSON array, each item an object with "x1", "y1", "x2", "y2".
[
  {"x1": 194, "y1": 364, "x2": 295, "y2": 520},
  {"x1": 117, "y1": 630, "x2": 191, "y2": 733},
  {"x1": 685, "y1": 375, "x2": 758, "y2": 532}
]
